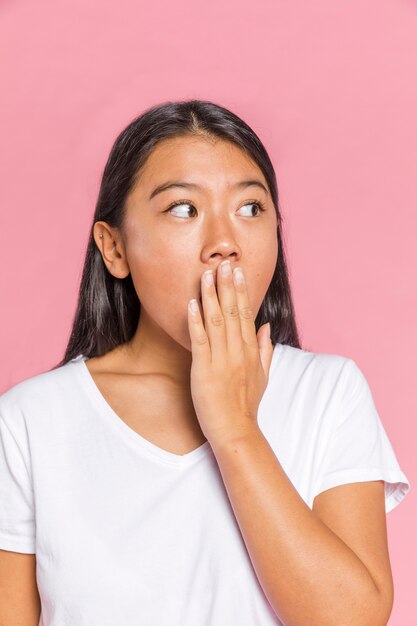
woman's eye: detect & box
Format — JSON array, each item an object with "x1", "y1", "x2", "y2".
[
  {"x1": 238, "y1": 202, "x2": 266, "y2": 217},
  {"x1": 166, "y1": 200, "x2": 266, "y2": 219},
  {"x1": 166, "y1": 202, "x2": 197, "y2": 218}
]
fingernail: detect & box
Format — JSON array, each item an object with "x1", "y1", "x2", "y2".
[
  {"x1": 220, "y1": 260, "x2": 232, "y2": 276},
  {"x1": 189, "y1": 299, "x2": 199, "y2": 315},
  {"x1": 233, "y1": 267, "x2": 244, "y2": 285},
  {"x1": 204, "y1": 270, "x2": 214, "y2": 286}
]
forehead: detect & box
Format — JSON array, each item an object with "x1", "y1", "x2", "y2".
[{"x1": 135, "y1": 135, "x2": 267, "y2": 192}]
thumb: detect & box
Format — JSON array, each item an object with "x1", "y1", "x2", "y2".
[{"x1": 257, "y1": 322, "x2": 274, "y2": 378}]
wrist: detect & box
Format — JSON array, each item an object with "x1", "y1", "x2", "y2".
[{"x1": 208, "y1": 421, "x2": 262, "y2": 454}]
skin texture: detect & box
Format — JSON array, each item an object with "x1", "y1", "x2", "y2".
[
  {"x1": 0, "y1": 550, "x2": 41, "y2": 625},
  {"x1": 91, "y1": 134, "x2": 279, "y2": 392}
]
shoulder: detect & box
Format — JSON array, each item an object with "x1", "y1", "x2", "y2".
[
  {"x1": 272, "y1": 342, "x2": 356, "y2": 391},
  {"x1": 0, "y1": 358, "x2": 80, "y2": 430},
  {"x1": 264, "y1": 343, "x2": 359, "y2": 438}
]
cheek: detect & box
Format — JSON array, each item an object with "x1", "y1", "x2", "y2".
[
  {"x1": 126, "y1": 230, "x2": 172, "y2": 285},
  {"x1": 125, "y1": 242, "x2": 190, "y2": 314},
  {"x1": 249, "y1": 241, "x2": 278, "y2": 299},
  {"x1": 129, "y1": 261, "x2": 180, "y2": 308}
]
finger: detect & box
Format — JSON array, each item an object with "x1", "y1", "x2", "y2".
[
  {"x1": 232, "y1": 266, "x2": 259, "y2": 350},
  {"x1": 201, "y1": 269, "x2": 227, "y2": 359},
  {"x1": 187, "y1": 297, "x2": 211, "y2": 366},
  {"x1": 216, "y1": 260, "x2": 244, "y2": 354}
]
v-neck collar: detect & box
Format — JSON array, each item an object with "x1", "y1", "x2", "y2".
[{"x1": 70, "y1": 343, "x2": 283, "y2": 468}]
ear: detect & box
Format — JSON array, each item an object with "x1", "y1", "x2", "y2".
[{"x1": 93, "y1": 221, "x2": 130, "y2": 279}]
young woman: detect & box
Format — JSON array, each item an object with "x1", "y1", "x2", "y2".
[{"x1": 0, "y1": 99, "x2": 410, "y2": 625}]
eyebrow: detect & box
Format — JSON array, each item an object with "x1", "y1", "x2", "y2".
[{"x1": 148, "y1": 179, "x2": 269, "y2": 201}]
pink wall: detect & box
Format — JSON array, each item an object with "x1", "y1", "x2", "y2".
[{"x1": 1, "y1": 0, "x2": 415, "y2": 622}]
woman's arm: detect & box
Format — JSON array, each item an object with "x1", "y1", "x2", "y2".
[
  {"x1": 0, "y1": 550, "x2": 41, "y2": 626},
  {"x1": 210, "y1": 426, "x2": 393, "y2": 626}
]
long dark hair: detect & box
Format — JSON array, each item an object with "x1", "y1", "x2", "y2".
[{"x1": 52, "y1": 99, "x2": 302, "y2": 369}]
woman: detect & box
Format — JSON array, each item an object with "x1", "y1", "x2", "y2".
[{"x1": 0, "y1": 99, "x2": 410, "y2": 625}]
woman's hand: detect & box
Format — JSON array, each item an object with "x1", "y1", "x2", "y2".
[{"x1": 187, "y1": 260, "x2": 274, "y2": 447}]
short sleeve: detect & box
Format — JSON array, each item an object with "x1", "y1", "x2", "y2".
[
  {"x1": 314, "y1": 359, "x2": 411, "y2": 513},
  {"x1": 0, "y1": 412, "x2": 36, "y2": 553}
]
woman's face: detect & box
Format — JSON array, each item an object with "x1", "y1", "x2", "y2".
[{"x1": 104, "y1": 134, "x2": 278, "y2": 354}]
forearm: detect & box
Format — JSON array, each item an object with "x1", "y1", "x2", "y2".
[{"x1": 210, "y1": 424, "x2": 382, "y2": 626}]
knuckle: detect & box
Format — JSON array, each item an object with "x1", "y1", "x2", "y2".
[
  {"x1": 210, "y1": 313, "x2": 224, "y2": 327},
  {"x1": 195, "y1": 333, "x2": 209, "y2": 346},
  {"x1": 239, "y1": 306, "x2": 253, "y2": 320},
  {"x1": 224, "y1": 304, "x2": 239, "y2": 319}
]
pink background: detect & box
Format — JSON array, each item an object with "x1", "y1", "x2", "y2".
[{"x1": 1, "y1": 0, "x2": 416, "y2": 622}]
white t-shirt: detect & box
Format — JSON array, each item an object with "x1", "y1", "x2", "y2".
[{"x1": 0, "y1": 343, "x2": 410, "y2": 626}]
